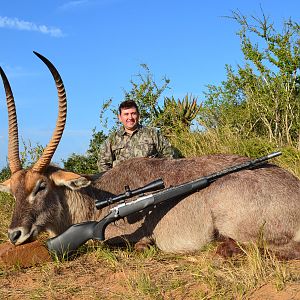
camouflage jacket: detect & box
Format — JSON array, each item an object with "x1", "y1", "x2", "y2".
[{"x1": 97, "y1": 124, "x2": 175, "y2": 172}]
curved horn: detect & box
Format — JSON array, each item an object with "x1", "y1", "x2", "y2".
[
  {"x1": 0, "y1": 67, "x2": 22, "y2": 173},
  {"x1": 32, "y1": 51, "x2": 67, "y2": 173}
]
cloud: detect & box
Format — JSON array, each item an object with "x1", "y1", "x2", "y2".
[
  {"x1": 0, "y1": 16, "x2": 64, "y2": 37},
  {"x1": 0, "y1": 64, "x2": 36, "y2": 79},
  {"x1": 58, "y1": 0, "x2": 122, "y2": 11},
  {"x1": 58, "y1": 0, "x2": 89, "y2": 11}
]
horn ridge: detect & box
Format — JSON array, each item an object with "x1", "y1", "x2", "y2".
[
  {"x1": 32, "y1": 52, "x2": 67, "y2": 173},
  {"x1": 0, "y1": 67, "x2": 22, "y2": 173}
]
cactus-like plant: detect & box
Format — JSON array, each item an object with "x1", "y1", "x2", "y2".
[{"x1": 153, "y1": 94, "x2": 201, "y2": 135}]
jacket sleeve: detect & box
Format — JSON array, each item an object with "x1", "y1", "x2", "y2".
[
  {"x1": 154, "y1": 130, "x2": 176, "y2": 158},
  {"x1": 97, "y1": 138, "x2": 113, "y2": 172}
]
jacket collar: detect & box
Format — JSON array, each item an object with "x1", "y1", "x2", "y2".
[{"x1": 119, "y1": 124, "x2": 143, "y2": 136}]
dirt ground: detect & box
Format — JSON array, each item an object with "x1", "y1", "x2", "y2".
[{"x1": 1, "y1": 240, "x2": 300, "y2": 300}]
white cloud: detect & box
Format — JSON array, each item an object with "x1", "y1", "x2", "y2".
[
  {"x1": 58, "y1": 0, "x2": 123, "y2": 11},
  {"x1": 59, "y1": 0, "x2": 89, "y2": 11},
  {"x1": 0, "y1": 16, "x2": 64, "y2": 37}
]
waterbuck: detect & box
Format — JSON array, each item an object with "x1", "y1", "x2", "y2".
[{"x1": 1, "y1": 52, "x2": 300, "y2": 259}]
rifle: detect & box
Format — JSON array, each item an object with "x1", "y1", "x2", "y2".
[
  {"x1": 46, "y1": 151, "x2": 281, "y2": 258},
  {"x1": 95, "y1": 178, "x2": 165, "y2": 209}
]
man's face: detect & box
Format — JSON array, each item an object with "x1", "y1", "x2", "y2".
[{"x1": 118, "y1": 107, "x2": 140, "y2": 132}]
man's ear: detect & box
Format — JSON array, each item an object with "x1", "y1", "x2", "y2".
[
  {"x1": 50, "y1": 170, "x2": 91, "y2": 190},
  {"x1": 0, "y1": 179, "x2": 12, "y2": 194}
]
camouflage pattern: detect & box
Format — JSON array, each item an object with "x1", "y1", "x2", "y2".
[{"x1": 97, "y1": 125, "x2": 175, "y2": 172}]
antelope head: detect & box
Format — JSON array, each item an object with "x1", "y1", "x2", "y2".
[{"x1": 0, "y1": 52, "x2": 90, "y2": 245}]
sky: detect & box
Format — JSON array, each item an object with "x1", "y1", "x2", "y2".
[{"x1": 0, "y1": 0, "x2": 299, "y2": 169}]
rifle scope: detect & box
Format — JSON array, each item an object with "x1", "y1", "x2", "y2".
[{"x1": 95, "y1": 178, "x2": 165, "y2": 210}]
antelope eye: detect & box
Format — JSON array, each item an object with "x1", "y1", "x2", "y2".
[
  {"x1": 38, "y1": 181, "x2": 47, "y2": 191},
  {"x1": 32, "y1": 180, "x2": 47, "y2": 196}
]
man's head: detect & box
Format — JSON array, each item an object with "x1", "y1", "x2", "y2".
[{"x1": 118, "y1": 100, "x2": 140, "y2": 133}]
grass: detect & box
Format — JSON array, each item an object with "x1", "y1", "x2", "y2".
[
  {"x1": 1, "y1": 133, "x2": 300, "y2": 299},
  {"x1": 0, "y1": 225, "x2": 300, "y2": 299},
  {"x1": 73, "y1": 243, "x2": 300, "y2": 299},
  {"x1": 0, "y1": 192, "x2": 14, "y2": 243},
  {"x1": 171, "y1": 129, "x2": 300, "y2": 179}
]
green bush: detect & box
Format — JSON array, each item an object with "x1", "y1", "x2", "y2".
[
  {"x1": 63, "y1": 129, "x2": 106, "y2": 174},
  {"x1": 200, "y1": 12, "x2": 300, "y2": 150}
]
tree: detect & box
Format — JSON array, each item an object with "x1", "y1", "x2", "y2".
[
  {"x1": 99, "y1": 64, "x2": 200, "y2": 135},
  {"x1": 200, "y1": 11, "x2": 300, "y2": 149},
  {"x1": 0, "y1": 139, "x2": 44, "y2": 181},
  {"x1": 99, "y1": 64, "x2": 172, "y2": 131},
  {"x1": 20, "y1": 139, "x2": 44, "y2": 168},
  {"x1": 63, "y1": 129, "x2": 106, "y2": 174},
  {"x1": 123, "y1": 64, "x2": 171, "y2": 126},
  {"x1": 0, "y1": 165, "x2": 10, "y2": 182}
]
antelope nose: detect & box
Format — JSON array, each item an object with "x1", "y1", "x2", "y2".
[{"x1": 9, "y1": 230, "x2": 21, "y2": 244}]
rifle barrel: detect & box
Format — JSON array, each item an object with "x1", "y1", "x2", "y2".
[
  {"x1": 206, "y1": 151, "x2": 281, "y2": 182},
  {"x1": 47, "y1": 151, "x2": 282, "y2": 257}
]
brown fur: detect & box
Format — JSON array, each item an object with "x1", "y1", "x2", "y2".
[
  {"x1": 3, "y1": 53, "x2": 299, "y2": 259},
  {"x1": 2, "y1": 154, "x2": 300, "y2": 259}
]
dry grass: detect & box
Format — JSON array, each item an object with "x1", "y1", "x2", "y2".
[
  {"x1": 1, "y1": 136, "x2": 300, "y2": 299},
  {"x1": 1, "y1": 240, "x2": 300, "y2": 299},
  {"x1": 0, "y1": 192, "x2": 14, "y2": 243},
  {"x1": 170, "y1": 129, "x2": 300, "y2": 178}
]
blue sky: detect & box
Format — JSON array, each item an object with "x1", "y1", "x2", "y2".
[{"x1": 0, "y1": 0, "x2": 299, "y2": 169}]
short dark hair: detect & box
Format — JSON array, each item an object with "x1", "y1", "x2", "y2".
[{"x1": 118, "y1": 100, "x2": 139, "y2": 114}]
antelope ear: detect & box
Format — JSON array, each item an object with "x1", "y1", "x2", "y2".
[
  {"x1": 50, "y1": 170, "x2": 91, "y2": 190},
  {"x1": 0, "y1": 178, "x2": 12, "y2": 194}
]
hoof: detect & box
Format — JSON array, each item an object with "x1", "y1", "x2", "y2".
[
  {"x1": 134, "y1": 238, "x2": 153, "y2": 252},
  {"x1": 216, "y1": 238, "x2": 243, "y2": 258}
]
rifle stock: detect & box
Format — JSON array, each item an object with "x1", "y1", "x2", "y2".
[
  {"x1": 47, "y1": 221, "x2": 97, "y2": 257},
  {"x1": 46, "y1": 178, "x2": 210, "y2": 258},
  {"x1": 46, "y1": 151, "x2": 281, "y2": 258}
]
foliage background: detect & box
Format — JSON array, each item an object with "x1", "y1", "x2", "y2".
[
  {"x1": 1, "y1": 12, "x2": 299, "y2": 179},
  {"x1": 1, "y1": 12, "x2": 300, "y2": 300},
  {"x1": 54, "y1": 12, "x2": 300, "y2": 178}
]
